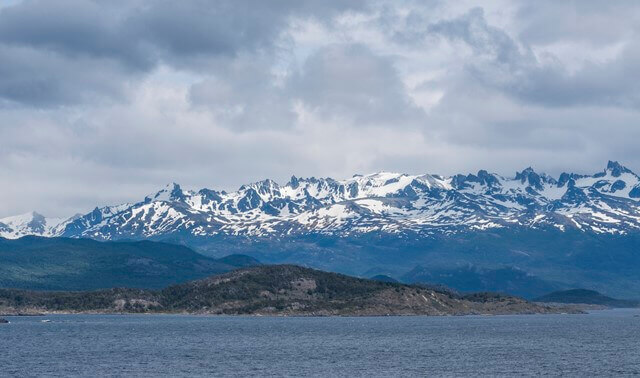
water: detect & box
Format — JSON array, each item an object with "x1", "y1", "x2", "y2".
[{"x1": 1, "y1": 309, "x2": 639, "y2": 377}]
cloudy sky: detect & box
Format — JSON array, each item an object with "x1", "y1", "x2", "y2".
[{"x1": 1, "y1": 0, "x2": 640, "y2": 217}]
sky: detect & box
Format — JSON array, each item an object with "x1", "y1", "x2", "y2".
[{"x1": 1, "y1": 0, "x2": 640, "y2": 218}]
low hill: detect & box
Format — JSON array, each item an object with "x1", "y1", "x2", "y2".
[
  {"x1": 534, "y1": 289, "x2": 639, "y2": 308},
  {"x1": 0, "y1": 236, "x2": 258, "y2": 290},
  {"x1": 0, "y1": 265, "x2": 575, "y2": 316},
  {"x1": 369, "y1": 274, "x2": 399, "y2": 283}
]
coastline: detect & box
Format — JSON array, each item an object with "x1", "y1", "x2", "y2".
[{"x1": 1, "y1": 306, "x2": 584, "y2": 318}]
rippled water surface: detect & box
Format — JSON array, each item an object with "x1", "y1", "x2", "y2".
[{"x1": 1, "y1": 309, "x2": 639, "y2": 377}]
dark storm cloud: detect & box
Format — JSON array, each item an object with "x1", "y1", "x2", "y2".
[
  {"x1": 0, "y1": 0, "x2": 151, "y2": 69},
  {"x1": 0, "y1": 43, "x2": 133, "y2": 106},
  {"x1": 0, "y1": 0, "x2": 367, "y2": 106}
]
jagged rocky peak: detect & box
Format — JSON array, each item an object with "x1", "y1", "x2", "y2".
[
  {"x1": 605, "y1": 160, "x2": 634, "y2": 177},
  {"x1": 515, "y1": 167, "x2": 558, "y2": 191},
  {"x1": 515, "y1": 167, "x2": 543, "y2": 190},
  {"x1": 476, "y1": 170, "x2": 500, "y2": 187},
  {"x1": 289, "y1": 175, "x2": 300, "y2": 189},
  {"x1": 87, "y1": 207, "x2": 104, "y2": 222},
  {"x1": 558, "y1": 173, "x2": 573, "y2": 187},
  {"x1": 197, "y1": 188, "x2": 223, "y2": 202},
  {"x1": 284, "y1": 176, "x2": 336, "y2": 192},
  {"x1": 243, "y1": 178, "x2": 279, "y2": 192},
  {"x1": 450, "y1": 170, "x2": 500, "y2": 190}
]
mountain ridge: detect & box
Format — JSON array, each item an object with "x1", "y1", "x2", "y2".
[{"x1": 2, "y1": 161, "x2": 640, "y2": 240}]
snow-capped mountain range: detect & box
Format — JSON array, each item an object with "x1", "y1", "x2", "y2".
[{"x1": 3, "y1": 161, "x2": 640, "y2": 240}]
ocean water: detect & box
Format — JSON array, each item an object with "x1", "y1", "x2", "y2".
[{"x1": 1, "y1": 309, "x2": 639, "y2": 377}]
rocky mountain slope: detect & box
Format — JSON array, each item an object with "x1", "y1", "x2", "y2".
[{"x1": 0, "y1": 265, "x2": 572, "y2": 316}]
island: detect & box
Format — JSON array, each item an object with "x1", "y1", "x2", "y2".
[
  {"x1": 534, "y1": 289, "x2": 639, "y2": 308},
  {"x1": 0, "y1": 265, "x2": 579, "y2": 316}
]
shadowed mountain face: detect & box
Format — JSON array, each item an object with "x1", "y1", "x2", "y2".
[
  {"x1": 0, "y1": 237, "x2": 259, "y2": 291},
  {"x1": 0, "y1": 265, "x2": 573, "y2": 316}
]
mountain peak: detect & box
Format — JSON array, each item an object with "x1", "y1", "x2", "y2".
[
  {"x1": 515, "y1": 167, "x2": 543, "y2": 190},
  {"x1": 241, "y1": 179, "x2": 280, "y2": 193},
  {"x1": 1, "y1": 211, "x2": 42, "y2": 224},
  {"x1": 30, "y1": 211, "x2": 45, "y2": 221},
  {"x1": 606, "y1": 161, "x2": 633, "y2": 177},
  {"x1": 0, "y1": 211, "x2": 58, "y2": 237},
  {"x1": 289, "y1": 175, "x2": 300, "y2": 189},
  {"x1": 476, "y1": 170, "x2": 500, "y2": 187},
  {"x1": 146, "y1": 182, "x2": 184, "y2": 202},
  {"x1": 350, "y1": 171, "x2": 406, "y2": 184}
]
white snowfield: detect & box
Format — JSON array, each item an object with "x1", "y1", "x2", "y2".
[{"x1": 2, "y1": 161, "x2": 640, "y2": 240}]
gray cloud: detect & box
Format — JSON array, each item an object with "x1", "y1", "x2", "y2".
[
  {"x1": 188, "y1": 43, "x2": 421, "y2": 131},
  {"x1": 515, "y1": 0, "x2": 640, "y2": 46},
  {"x1": 290, "y1": 43, "x2": 423, "y2": 124},
  {"x1": 429, "y1": 7, "x2": 640, "y2": 108},
  {"x1": 187, "y1": 53, "x2": 296, "y2": 131}
]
